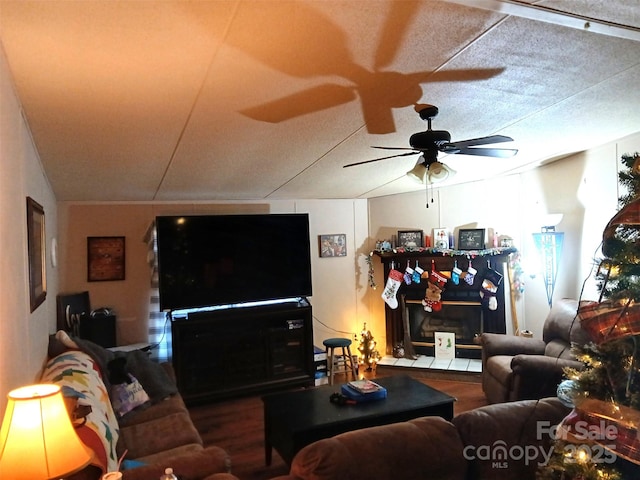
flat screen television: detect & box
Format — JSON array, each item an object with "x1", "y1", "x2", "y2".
[{"x1": 156, "y1": 214, "x2": 312, "y2": 311}]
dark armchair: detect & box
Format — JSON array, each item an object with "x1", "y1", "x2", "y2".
[{"x1": 479, "y1": 298, "x2": 591, "y2": 404}]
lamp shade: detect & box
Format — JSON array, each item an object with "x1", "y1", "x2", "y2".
[
  {"x1": 0, "y1": 384, "x2": 93, "y2": 480},
  {"x1": 406, "y1": 159, "x2": 427, "y2": 183},
  {"x1": 427, "y1": 161, "x2": 456, "y2": 184}
]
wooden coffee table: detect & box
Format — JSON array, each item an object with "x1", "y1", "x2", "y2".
[{"x1": 262, "y1": 374, "x2": 456, "y2": 465}]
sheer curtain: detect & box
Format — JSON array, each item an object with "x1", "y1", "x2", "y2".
[{"x1": 144, "y1": 221, "x2": 170, "y2": 362}]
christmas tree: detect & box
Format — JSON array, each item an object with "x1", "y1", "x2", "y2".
[
  {"x1": 357, "y1": 323, "x2": 381, "y2": 371},
  {"x1": 538, "y1": 153, "x2": 640, "y2": 479}
]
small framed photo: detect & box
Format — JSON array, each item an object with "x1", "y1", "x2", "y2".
[
  {"x1": 397, "y1": 230, "x2": 424, "y2": 249},
  {"x1": 458, "y1": 228, "x2": 486, "y2": 250},
  {"x1": 318, "y1": 234, "x2": 346, "y2": 257},
  {"x1": 432, "y1": 228, "x2": 451, "y2": 249},
  {"x1": 88, "y1": 236, "x2": 126, "y2": 281}
]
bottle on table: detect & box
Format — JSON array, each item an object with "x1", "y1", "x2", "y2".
[{"x1": 160, "y1": 467, "x2": 178, "y2": 480}]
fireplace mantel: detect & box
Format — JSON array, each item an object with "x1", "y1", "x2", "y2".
[{"x1": 375, "y1": 248, "x2": 517, "y2": 357}]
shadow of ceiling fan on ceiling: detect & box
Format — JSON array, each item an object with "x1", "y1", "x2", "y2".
[{"x1": 233, "y1": 1, "x2": 505, "y2": 134}]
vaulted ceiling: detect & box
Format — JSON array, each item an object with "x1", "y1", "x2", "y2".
[{"x1": 1, "y1": 0, "x2": 639, "y2": 202}]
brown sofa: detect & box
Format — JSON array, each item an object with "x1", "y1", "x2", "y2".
[
  {"x1": 479, "y1": 298, "x2": 590, "y2": 404},
  {"x1": 268, "y1": 397, "x2": 569, "y2": 480},
  {"x1": 43, "y1": 332, "x2": 239, "y2": 480}
]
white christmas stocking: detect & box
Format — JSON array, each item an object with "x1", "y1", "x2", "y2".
[{"x1": 382, "y1": 268, "x2": 404, "y2": 309}]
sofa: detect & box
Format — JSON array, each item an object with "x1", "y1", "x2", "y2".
[
  {"x1": 42, "y1": 331, "x2": 239, "y2": 480},
  {"x1": 479, "y1": 298, "x2": 590, "y2": 404},
  {"x1": 267, "y1": 397, "x2": 570, "y2": 480}
]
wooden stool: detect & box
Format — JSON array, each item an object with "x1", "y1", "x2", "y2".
[{"x1": 323, "y1": 338, "x2": 358, "y2": 385}]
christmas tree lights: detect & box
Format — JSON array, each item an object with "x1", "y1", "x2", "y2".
[{"x1": 358, "y1": 323, "x2": 381, "y2": 372}]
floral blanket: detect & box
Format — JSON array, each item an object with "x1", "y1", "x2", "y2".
[{"x1": 41, "y1": 350, "x2": 120, "y2": 474}]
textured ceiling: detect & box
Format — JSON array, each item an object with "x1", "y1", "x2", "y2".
[{"x1": 1, "y1": 0, "x2": 639, "y2": 202}]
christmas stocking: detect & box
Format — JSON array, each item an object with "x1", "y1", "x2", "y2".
[
  {"x1": 451, "y1": 260, "x2": 462, "y2": 285},
  {"x1": 412, "y1": 261, "x2": 424, "y2": 284},
  {"x1": 422, "y1": 262, "x2": 448, "y2": 312},
  {"x1": 403, "y1": 261, "x2": 414, "y2": 285},
  {"x1": 381, "y1": 268, "x2": 404, "y2": 309},
  {"x1": 462, "y1": 260, "x2": 477, "y2": 286},
  {"x1": 480, "y1": 279, "x2": 498, "y2": 310},
  {"x1": 484, "y1": 264, "x2": 504, "y2": 286},
  {"x1": 480, "y1": 265, "x2": 503, "y2": 311}
]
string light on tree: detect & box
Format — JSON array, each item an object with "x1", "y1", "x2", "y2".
[{"x1": 358, "y1": 323, "x2": 381, "y2": 371}]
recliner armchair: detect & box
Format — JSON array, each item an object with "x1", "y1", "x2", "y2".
[{"x1": 479, "y1": 298, "x2": 591, "y2": 404}]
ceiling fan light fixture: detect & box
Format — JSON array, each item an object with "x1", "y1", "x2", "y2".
[
  {"x1": 406, "y1": 158, "x2": 427, "y2": 183},
  {"x1": 427, "y1": 161, "x2": 456, "y2": 184}
]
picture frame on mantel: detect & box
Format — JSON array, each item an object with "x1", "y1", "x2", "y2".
[
  {"x1": 87, "y1": 236, "x2": 126, "y2": 281},
  {"x1": 432, "y1": 228, "x2": 451, "y2": 249},
  {"x1": 458, "y1": 228, "x2": 486, "y2": 250},
  {"x1": 397, "y1": 230, "x2": 424, "y2": 249},
  {"x1": 26, "y1": 196, "x2": 46, "y2": 312}
]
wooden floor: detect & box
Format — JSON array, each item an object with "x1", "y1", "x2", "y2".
[{"x1": 188, "y1": 367, "x2": 487, "y2": 480}]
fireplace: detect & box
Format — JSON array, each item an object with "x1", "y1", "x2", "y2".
[
  {"x1": 404, "y1": 299, "x2": 483, "y2": 359},
  {"x1": 376, "y1": 249, "x2": 515, "y2": 361}
]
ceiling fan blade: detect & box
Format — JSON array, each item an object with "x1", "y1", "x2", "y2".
[
  {"x1": 447, "y1": 135, "x2": 514, "y2": 148},
  {"x1": 372, "y1": 146, "x2": 417, "y2": 151},
  {"x1": 343, "y1": 151, "x2": 419, "y2": 168},
  {"x1": 453, "y1": 147, "x2": 518, "y2": 158}
]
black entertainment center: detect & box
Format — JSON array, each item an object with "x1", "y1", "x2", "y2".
[
  {"x1": 156, "y1": 214, "x2": 316, "y2": 403},
  {"x1": 171, "y1": 299, "x2": 314, "y2": 404}
]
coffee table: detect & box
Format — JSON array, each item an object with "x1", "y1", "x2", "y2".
[{"x1": 262, "y1": 374, "x2": 456, "y2": 465}]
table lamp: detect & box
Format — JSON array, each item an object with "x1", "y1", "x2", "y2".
[{"x1": 0, "y1": 383, "x2": 93, "y2": 479}]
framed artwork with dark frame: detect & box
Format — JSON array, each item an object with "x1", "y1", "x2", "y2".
[
  {"x1": 458, "y1": 228, "x2": 486, "y2": 250},
  {"x1": 87, "y1": 236, "x2": 126, "y2": 281},
  {"x1": 318, "y1": 234, "x2": 347, "y2": 257},
  {"x1": 397, "y1": 230, "x2": 424, "y2": 249},
  {"x1": 26, "y1": 197, "x2": 46, "y2": 312}
]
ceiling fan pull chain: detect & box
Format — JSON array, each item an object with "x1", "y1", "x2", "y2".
[{"x1": 425, "y1": 180, "x2": 433, "y2": 208}]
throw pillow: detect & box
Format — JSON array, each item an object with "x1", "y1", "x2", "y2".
[
  {"x1": 111, "y1": 374, "x2": 150, "y2": 417},
  {"x1": 107, "y1": 356, "x2": 151, "y2": 417}
]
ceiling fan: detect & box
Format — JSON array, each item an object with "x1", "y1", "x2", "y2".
[{"x1": 343, "y1": 104, "x2": 518, "y2": 184}]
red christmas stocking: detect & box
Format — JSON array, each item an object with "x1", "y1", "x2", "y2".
[{"x1": 422, "y1": 261, "x2": 448, "y2": 312}]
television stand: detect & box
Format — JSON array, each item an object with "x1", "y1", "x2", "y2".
[{"x1": 171, "y1": 299, "x2": 314, "y2": 404}]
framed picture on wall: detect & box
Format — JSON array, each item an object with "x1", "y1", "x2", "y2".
[
  {"x1": 26, "y1": 196, "x2": 46, "y2": 312},
  {"x1": 458, "y1": 228, "x2": 486, "y2": 250},
  {"x1": 87, "y1": 236, "x2": 126, "y2": 281},
  {"x1": 318, "y1": 234, "x2": 346, "y2": 257}
]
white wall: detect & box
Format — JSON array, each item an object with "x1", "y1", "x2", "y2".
[{"x1": 0, "y1": 43, "x2": 58, "y2": 413}]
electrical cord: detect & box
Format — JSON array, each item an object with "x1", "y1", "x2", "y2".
[
  {"x1": 313, "y1": 314, "x2": 357, "y2": 337},
  {"x1": 145, "y1": 311, "x2": 171, "y2": 352}
]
